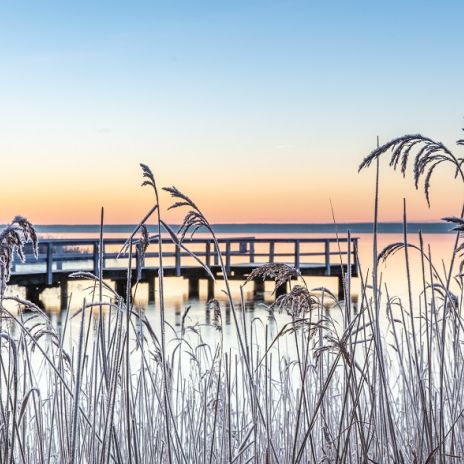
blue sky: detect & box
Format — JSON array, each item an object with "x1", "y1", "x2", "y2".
[{"x1": 0, "y1": 1, "x2": 462, "y2": 223}]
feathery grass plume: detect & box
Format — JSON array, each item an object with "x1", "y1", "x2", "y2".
[
  {"x1": 311, "y1": 286, "x2": 339, "y2": 305},
  {"x1": 457, "y1": 259, "x2": 464, "y2": 289},
  {"x1": 164, "y1": 186, "x2": 199, "y2": 211},
  {"x1": 428, "y1": 283, "x2": 459, "y2": 313},
  {"x1": 377, "y1": 241, "x2": 446, "y2": 291},
  {"x1": 69, "y1": 271, "x2": 122, "y2": 301},
  {"x1": 114, "y1": 163, "x2": 159, "y2": 260},
  {"x1": 272, "y1": 285, "x2": 317, "y2": 319},
  {"x1": 378, "y1": 242, "x2": 410, "y2": 263},
  {"x1": 0, "y1": 216, "x2": 38, "y2": 296},
  {"x1": 457, "y1": 126, "x2": 464, "y2": 145},
  {"x1": 161, "y1": 187, "x2": 219, "y2": 282},
  {"x1": 163, "y1": 186, "x2": 208, "y2": 242},
  {"x1": 135, "y1": 224, "x2": 150, "y2": 281},
  {"x1": 207, "y1": 298, "x2": 222, "y2": 331},
  {"x1": 2, "y1": 295, "x2": 48, "y2": 318},
  {"x1": 443, "y1": 216, "x2": 464, "y2": 232},
  {"x1": 443, "y1": 217, "x2": 464, "y2": 258},
  {"x1": 359, "y1": 134, "x2": 464, "y2": 205},
  {"x1": 314, "y1": 318, "x2": 357, "y2": 367},
  {"x1": 118, "y1": 206, "x2": 159, "y2": 258},
  {"x1": 180, "y1": 305, "x2": 191, "y2": 336},
  {"x1": 245, "y1": 262, "x2": 300, "y2": 294},
  {"x1": 378, "y1": 241, "x2": 437, "y2": 267},
  {"x1": 140, "y1": 163, "x2": 156, "y2": 189}
]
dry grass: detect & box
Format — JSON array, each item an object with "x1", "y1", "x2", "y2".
[{"x1": 0, "y1": 132, "x2": 463, "y2": 463}]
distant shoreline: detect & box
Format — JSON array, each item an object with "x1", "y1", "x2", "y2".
[{"x1": 14, "y1": 222, "x2": 455, "y2": 234}]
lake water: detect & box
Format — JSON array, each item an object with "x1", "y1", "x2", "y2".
[
  {"x1": 5, "y1": 225, "x2": 458, "y2": 349},
  {"x1": 2, "y1": 225, "x2": 461, "y2": 463}
]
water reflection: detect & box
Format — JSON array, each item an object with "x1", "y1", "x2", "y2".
[{"x1": 4, "y1": 231, "x2": 456, "y2": 352}]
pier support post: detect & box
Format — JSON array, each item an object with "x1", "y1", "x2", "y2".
[
  {"x1": 60, "y1": 280, "x2": 68, "y2": 310},
  {"x1": 114, "y1": 280, "x2": 128, "y2": 300},
  {"x1": 275, "y1": 282, "x2": 287, "y2": 298},
  {"x1": 207, "y1": 279, "x2": 214, "y2": 300},
  {"x1": 148, "y1": 277, "x2": 156, "y2": 304},
  {"x1": 253, "y1": 279, "x2": 265, "y2": 298},
  {"x1": 337, "y1": 276, "x2": 345, "y2": 301},
  {"x1": 188, "y1": 278, "x2": 200, "y2": 300},
  {"x1": 25, "y1": 286, "x2": 44, "y2": 307}
]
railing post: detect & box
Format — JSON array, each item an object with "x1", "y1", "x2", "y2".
[
  {"x1": 206, "y1": 241, "x2": 211, "y2": 268},
  {"x1": 225, "y1": 241, "x2": 231, "y2": 275},
  {"x1": 347, "y1": 232, "x2": 351, "y2": 276},
  {"x1": 60, "y1": 280, "x2": 68, "y2": 309},
  {"x1": 175, "y1": 245, "x2": 181, "y2": 277},
  {"x1": 294, "y1": 240, "x2": 300, "y2": 270},
  {"x1": 325, "y1": 240, "x2": 330, "y2": 276},
  {"x1": 93, "y1": 241, "x2": 99, "y2": 276},
  {"x1": 249, "y1": 240, "x2": 255, "y2": 263},
  {"x1": 135, "y1": 244, "x2": 144, "y2": 277},
  {"x1": 346, "y1": 232, "x2": 352, "y2": 310},
  {"x1": 269, "y1": 241, "x2": 275, "y2": 263},
  {"x1": 353, "y1": 238, "x2": 359, "y2": 276},
  {"x1": 148, "y1": 273, "x2": 156, "y2": 304},
  {"x1": 56, "y1": 244, "x2": 63, "y2": 270},
  {"x1": 47, "y1": 243, "x2": 53, "y2": 285}
]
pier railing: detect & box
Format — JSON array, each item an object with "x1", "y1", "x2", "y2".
[
  {"x1": 13, "y1": 236, "x2": 359, "y2": 285},
  {"x1": 13, "y1": 237, "x2": 358, "y2": 285}
]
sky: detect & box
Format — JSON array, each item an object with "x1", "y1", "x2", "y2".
[{"x1": 0, "y1": 0, "x2": 463, "y2": 225}]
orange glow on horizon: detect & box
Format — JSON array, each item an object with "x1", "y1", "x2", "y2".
[{"x1": 1, "y1": 147, "x2": 461, "y2": 226}]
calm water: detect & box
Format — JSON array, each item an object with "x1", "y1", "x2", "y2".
[{"x1": 6, "y1": 228, "x2": 457, "y2": 340}]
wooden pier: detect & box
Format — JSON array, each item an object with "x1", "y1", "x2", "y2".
[{"x1": 9, "y1": 236, "x2": 359, "y2": 308}]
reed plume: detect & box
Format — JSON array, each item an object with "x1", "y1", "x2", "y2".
[
  {"x1": 0, "y1": 216, "x2": 37, "y2": 296},
  {"x1": 359, "y1": 134, "x2": 464, "y2": 204},
  {"x1": 207, "y1": 298, "x2": 222, "y2": 331},
  {"x1": 163, "y1": 186, "x2": 208, "y2": 242},
  {"x1": 272, "y1": 284, "x2": 317, "y2": 318},
  {"x1": 245, "y1": 262, "x2": 300, "y2": 293}
]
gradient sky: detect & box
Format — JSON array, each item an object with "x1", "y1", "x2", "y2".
[{"x1": 0, "y1": 0, "x2": 463, "y2": 225}]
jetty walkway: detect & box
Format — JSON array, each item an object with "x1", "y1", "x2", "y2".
[{"x1": 9, "y1": 236, "x2": 359, "y2": 308}]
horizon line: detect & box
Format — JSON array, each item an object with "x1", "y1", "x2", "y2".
[
  {"x1": 12, "y1": 222, "x2": 453, "y2": 234},
  {"x1": 22, "y1": 220, "x2": 449, "y2": 227}
]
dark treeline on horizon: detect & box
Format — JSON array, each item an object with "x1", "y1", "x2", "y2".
[{"x1": 16, "y1": 222, "x2": 455, "y2": 234}]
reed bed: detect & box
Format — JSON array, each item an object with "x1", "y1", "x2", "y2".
[{"x1": 0, "y1": 134, "x2": 463, "y2": 463}]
